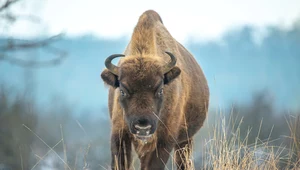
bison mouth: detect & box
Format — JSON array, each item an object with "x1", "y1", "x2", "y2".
[{"x1": 134, "y1": 134, "x2": 153, "y2": 144}]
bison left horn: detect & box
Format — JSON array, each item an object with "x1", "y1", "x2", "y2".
[
  {"x1": 163, "y1": 51, "x2": 177, "y2": 73},
  {"x1": 105, "y1": 54, "x2": 125, "y2": 76}
]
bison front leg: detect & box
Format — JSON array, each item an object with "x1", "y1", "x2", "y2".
[
  {"x1": 111, "y1": 131, "x2": 132, "y2": 170},
  {"x1": 139, "y1": 141, "x2": 173, "y2": 170}
]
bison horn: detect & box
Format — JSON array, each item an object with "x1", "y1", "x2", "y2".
[
  {"x1": 163, "y1": 51, "x2": 177, "y2": 73},
  {"x1": 105, "y1": 54, "x2": 125, "y2": 76}
]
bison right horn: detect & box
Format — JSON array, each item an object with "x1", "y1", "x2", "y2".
[
  {"x1": 163, "y1": 51, "x2": 177, "y2": 73},
  {"x1": 105, "y1": 54, "x2": 125, "y2": 76}
]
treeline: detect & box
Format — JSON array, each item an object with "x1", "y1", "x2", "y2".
[{"x1": 188, "y1": 20, "x2": 300, "y2": 110}]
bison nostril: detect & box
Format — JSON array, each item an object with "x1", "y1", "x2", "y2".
[{"x1": 137, "y1": 118, "x2": 148, "y2": 126}]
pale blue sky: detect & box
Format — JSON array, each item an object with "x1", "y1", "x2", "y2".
[{"x1": 2, "y1": 0, "x2": 300, "y2": 42}]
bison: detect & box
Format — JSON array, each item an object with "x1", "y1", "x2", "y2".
[{"x1": 101, "y1": 10, "x2": 209, "y2": 170}]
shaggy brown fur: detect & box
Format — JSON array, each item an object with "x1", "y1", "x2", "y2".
[{"x1": 101, "y1": 10, "x2": 209, "y2": 170}]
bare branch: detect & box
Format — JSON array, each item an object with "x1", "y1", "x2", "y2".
[
  {"x1": 0, "y1": 0, "x2": 68, "y2": 68},
  {"x1": 0, "y1": 52, "x2": 67, "y2": 68},
  {"x1": 0, "y1": 0, "x2": 41, "y2": 25},
  {"x1": 0, "y1": 13, "x2": 41, "y2": 23},
  {"x1": 0, "y1": 0, "x2": 21, "y2": 12},
  {"x1": 0, "y1": 33, "x2": 64, "y2": 51},
  {"x1": 0, "y1": 33, "x2": 68, "y2": 68}
]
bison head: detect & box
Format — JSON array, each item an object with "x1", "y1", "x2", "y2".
[{"x1": 101, "y1": 52, "x2": 181, "y2": 140}]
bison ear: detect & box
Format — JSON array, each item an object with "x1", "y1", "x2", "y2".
[
  {"x1": 101, "y1": 69, "x2": 119, "y2": 88},
  {"x1": 164, "y1": 66, "x2": 181, "y2": 84}
]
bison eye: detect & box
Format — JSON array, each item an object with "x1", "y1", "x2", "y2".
[
  {"x1": 158, "y1": 88, "x2": 164, "y2": 97},
  {"x1": 120, "y1": 90, "x2": 127, "y2": 97}
]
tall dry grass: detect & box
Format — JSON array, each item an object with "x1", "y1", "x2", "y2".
[
  {"x1": 196, "y1": 112, "x2": 300, "y2": 170},
  {"x1": 110, "y1": 112, "x2": 300, "y2": 170},
  {"x1": 24, "y1": 112, "x2": 299, "y2": 170},
  {"x1": 6, "y1": 107, "x2": 297, "y2": 170}
]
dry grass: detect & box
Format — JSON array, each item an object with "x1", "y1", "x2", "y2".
[
  {"x1": 197, "y1": 113, "x2": 300, "y2": 170},
  {"x1": 20, "y1": 112, "x2": 299, "y2": 170},
  {"x1": 109, "y1": 112, "x2": 300, "y2": 170}
]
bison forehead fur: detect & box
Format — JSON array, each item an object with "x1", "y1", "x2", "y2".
[
  {"x1": 100, "y1": 9, "x2": 209, "y2": 170},
  {"x1": 119, "y1": 57, "x2": 164, "y2": 86}
]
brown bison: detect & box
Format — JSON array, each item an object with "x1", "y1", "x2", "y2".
[{"x1": 101, "y1": 10, "x2": 209, "y2": 170}]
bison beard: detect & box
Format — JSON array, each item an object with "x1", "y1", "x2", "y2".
[{"x1": 100, "y1": 10, "x2": 209, "y2": 170}]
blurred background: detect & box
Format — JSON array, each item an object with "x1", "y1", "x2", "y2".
[{"x1": 0, "y1": 0, "x2": 299, "y2": 169}]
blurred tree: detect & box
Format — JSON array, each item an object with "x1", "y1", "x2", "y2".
[
  {"x1": 229, "y1": 90, "x2": 290, "y2": 145},
  {"x1": 0, "y1": 0, "x2": 67, "y2": 68},
  {"x1": 0, "y1": 0, "x2": 67, "y2": 169},
  {"x1": 0, "y1": 85, "x2": 38, "y2": 169}
]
